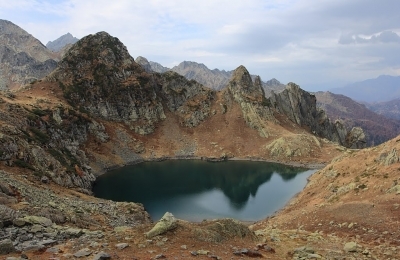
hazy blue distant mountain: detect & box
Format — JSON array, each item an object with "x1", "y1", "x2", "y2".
[
  {"x1": 330, "y1": 75, "x2": 400, "y2": 103},
  {"x1": 366, "y1": 98, "x2": 400, "y2": 121},
  {"x1": 46, "y1": 33, "x2": 79, "y2": 52}
]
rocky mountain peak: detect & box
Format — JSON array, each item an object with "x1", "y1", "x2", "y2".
[
  {"x1": 0, "y1": 19, "x2": 54, "y2": 62},
  {"x1": 0, "y1": 19, "x2": 58, "y2": 89},
  {"x1": 265, "y1": 78, "x2": 282, "y2": 86},
  {"x1": 50, "y1": 31, "x2": 166, "y2": 135},
  {"x1": 270, "y1": 83, "x2": 366, "y2": 148},
  {"x1": 61, "y1": 31, "x2": 133, "y2": 69},
  {"x1": 228, "y1": 65, "x2": 264, "y2": 102},
  {"x1": 135, "y1": 56, "x2": 152, "y2": 72},
  {"x1": 46, "y1": 32, "x2": 79, "y2": 52}
]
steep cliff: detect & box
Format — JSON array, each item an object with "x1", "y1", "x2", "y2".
[
  {"x1": 270, "y1": 83, "x2": 366, "y2": 148},
  {"x1": 49, "y1": 32, "x2": 166, "y2": 135},
  {"x1": 316, "y1": 91, "x2": 400, "y2": 146},
  {"x1": 225, "y1": 66, "x2": 274, "y2": 137},
  {"x1": 0, "y1": 19, "x2": 58, "y2": 90}
]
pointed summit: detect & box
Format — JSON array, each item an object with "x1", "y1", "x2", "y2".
[
  {"x1": 0, "y1": 19, "x2": 57, "y2": 89},
  {"x1": 135, "y1": 56, "x2": 152, "y2": 72},
  {"x1": 46, "y1": 33, "x2": 79, "y2": 52},
  {"x1": 228, "y1": 65, "x2": 264, "y2": 103}
]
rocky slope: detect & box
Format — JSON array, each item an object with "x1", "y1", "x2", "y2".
[
  {"x1": 315, "y1": 91, "x2": 400, "y2": 146},
  {"x1": 254, "y1": 134, "x2": 400, "y2": 259},
  {"x1": 0, "y1": 19, "x2": 58, "y2": 90},
  {"x1": 46, "y1": 33, "x2": 79, "y2": 52}
]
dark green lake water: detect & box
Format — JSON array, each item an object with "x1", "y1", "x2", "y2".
[{"x1": 93, "y1": 160, "x2": 315, "y2": 221}]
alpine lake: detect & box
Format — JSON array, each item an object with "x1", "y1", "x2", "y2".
[{"x1": 93, "y1": 160, "x2": 316, "y2": 222}]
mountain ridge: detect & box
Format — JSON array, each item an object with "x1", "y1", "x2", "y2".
[
  {"x1": 136, "y1": 57, "x2": 287, "y2": 95},
  {"x1": 315, "y1": 91, "x2": 400, "y2": 146},
  {"x1": 331, "y1": 75, "x2": 400, "y2": 103},
  {"x1": 46, "y1": 32, "x2": 79, "y2": 52},
  {"x1": 0, "y1": 19, "x2": 58, "y2": 90}
]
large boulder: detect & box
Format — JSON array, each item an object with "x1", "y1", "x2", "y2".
[
  {"x1": 0, "y1": 239, "x2": 15, "y2": 255},
  {"x1": 146, "y1": 212, "x2": 178, "y2": 238}
]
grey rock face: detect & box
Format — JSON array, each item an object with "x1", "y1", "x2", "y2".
[
  {"x1": 226, "y1": 66, "x2": 274, "y2": 137},
  {"x1": 50, "y1": 31, "x2": 166, "y2": 135},
  {"x1": 149, "y1": 61, "x2": 169, "y2": 73},
  {"x1": 0, "y1": 19, "x2": 57, "y2": 89},
  {"x1": 172, "y1": 61, "x2": 232, "y2": 90},
  {"x1": 46, "y1": 33, "x2": 79, "y2": 52},
  {"x1": 270, "y1": 83, "x2": 366, "y2": 148},
  {"x1": 135, "y1": 56, "x2": 152, "y2": 72},
  {"x1": 159, "y1": 71, "x2": 215, "y2": 127}
]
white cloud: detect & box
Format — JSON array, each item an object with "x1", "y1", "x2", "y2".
[{"x1": 1, "y1": 0, "x2": 399, "y2": 91}]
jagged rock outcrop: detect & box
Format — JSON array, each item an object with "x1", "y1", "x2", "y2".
[
  {"x1": 0, "y1": 19, "x2": 58, "y2": 89},
  {"x1": 135, "y1": 56, "x2": 152, "y2": 72},
  {"x1": 270, "y1": 83, "x2": 366, "y2": 148},
  {"x1": 226, "y1": 66, "x2": 274, "y2": 137},
  {"x1": 46, "y1": 33, "x2": 79, "y2": 52},
  {"x1": 159, "y1": 71, "x2": 215, "y2": 127},
  {"x1": 49, "y1": 31, "x2": 166, "y2": 135},
  {"x1": 48, "y1": 32, "x2": 217, "y2": 133}
]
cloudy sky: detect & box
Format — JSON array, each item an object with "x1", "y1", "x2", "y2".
[{"x1": 1, "y1": 0, "x2": 399, "y2": 91}]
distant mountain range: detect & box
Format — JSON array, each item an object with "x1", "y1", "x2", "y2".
[
  {"x1": 135, "y1": 57, "x2": 286, "y2": 95},
  {"x1": 46, "y1": 32, "x2": 79, "y2": 52},
  {"x1": 0, "y1": 20, "x2": 79, "y2": 90},
  {"x1": 366, "y1": 98, "x2": 400, "y2": 121},
  {"x1": 315, "y1": 91, "x2": 400, "y2": 146},
  {"x1": 331, "y1": 75, "x2": 400, "y2": 103}
]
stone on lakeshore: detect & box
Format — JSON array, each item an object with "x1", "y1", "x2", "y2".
[
  {"x1": 146, "y1": 212, "x2": 177, "y2": 238},
  {"x1": 115, "y1": 243, "x2": 129, "y2": 250},
  {"x1": 93, "y1": 251, "x2": 111, "y2": 260},
  {"x1": 73, "y1": 248, "x2": 92, "y2": 258},
  {"x1": 114, "y1": 226, "x2": 131, "y2": 232},
  {"x1": 23, "y1": 216, "x2": 52, "y2": 227},
  {"x1": 65, "y1": 227, "x2": 83, "y2": 237},
  {"x1": 13, "y1": 218, "x2": 26, "y2": 227},
  {"x1": 344, "y1": 242, "x2": 358, "y2": 252},
  {"x1": 0, "y1": 239, "x2": 15, "y2": 255}
]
